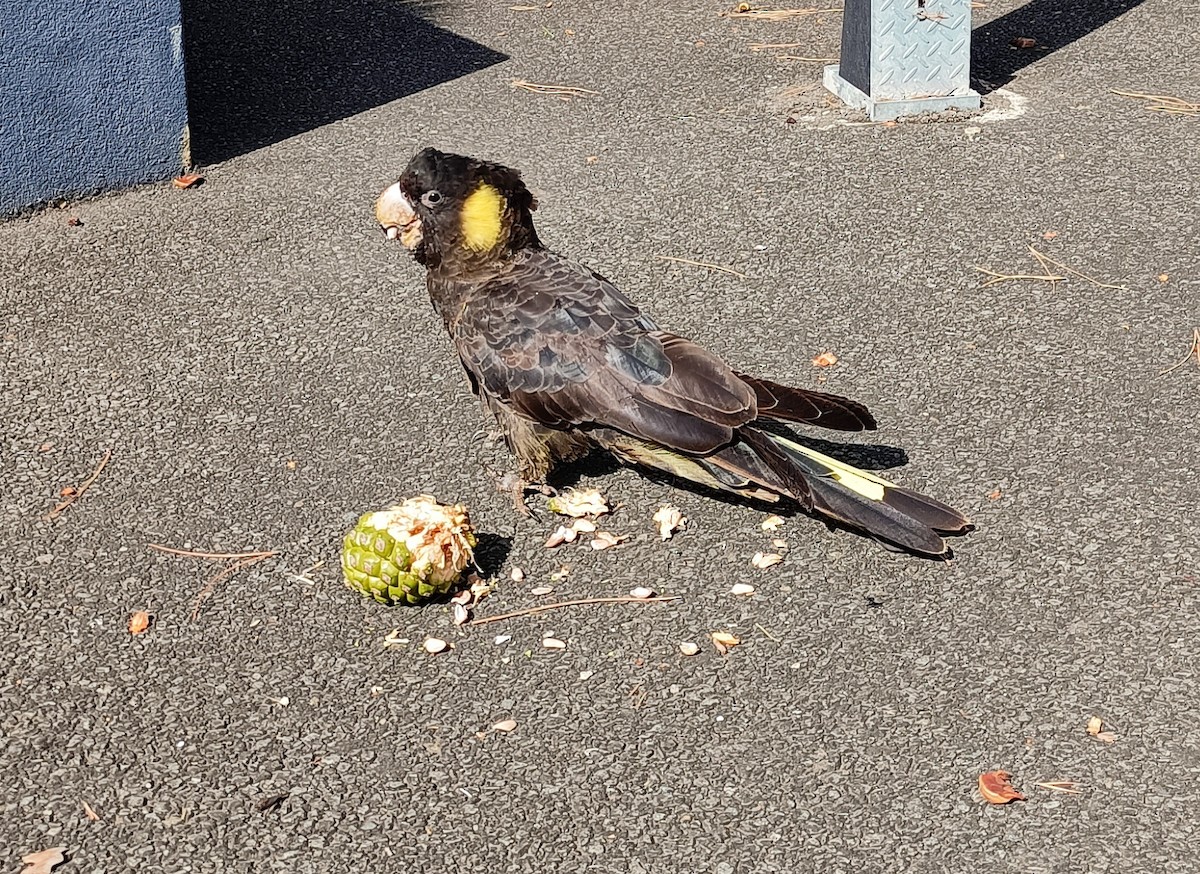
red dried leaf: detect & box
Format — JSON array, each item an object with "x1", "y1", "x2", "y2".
[
  {"x1": 128, "y1": 610, "x2": 151, "y2": 635},
  {"x1": 1011, "y1": 37, "x2": 1037, "y2": 49},
  {"x1": 979, "y1": 770, "x2": 1025, "y2": 804},
  {"x1": 811, "y1": 351, "x2": 838, "y2": 367},
  {"x1": 172, "y1": 174, "x2": 205, "y2": 190}
]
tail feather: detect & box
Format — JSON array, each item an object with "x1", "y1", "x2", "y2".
[
  {"x1": 770, "y1": 432, "x2": 972, "y2": 554},
  {"x1": 589, "y1": 424, "x2": 971, "y2": 557}
]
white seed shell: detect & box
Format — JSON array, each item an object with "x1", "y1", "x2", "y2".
[{"x1": 423, "y1": 637, "x2": 449, "y2": 654}]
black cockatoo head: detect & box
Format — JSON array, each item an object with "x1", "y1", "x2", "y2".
[{"x1": 375, "y1": 148, "x2": 540, "y2": 269}]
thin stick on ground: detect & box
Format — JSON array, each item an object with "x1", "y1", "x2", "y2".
[
  {"x1": 974, "y1": 266, "x2": 1065, "y2": 289},
  {"x1": 148, "y1": 544, "x2": 279, "y2": 561},
  {"x1": 777, "y1": 55, "x2": 837, "y2": 62},
  {"x1": 470, "y1": 595, "x2": 679, "y2": 626},
  {"x1": 1035, "y1": 780, "x2": 1083, "y2": 795},
  {"x1": 1159, "y1": 327, "x2": 1200, "y2": 376},
  {"x1": 727, "y1": 7, "x2": 842, "y2": 22},
  {"x1": 655, "y1": 254, "x2": 747, "y2": 278},
  {"x1": 1028, "y1": 245, "x2": 1126, "y2": 291},
  {"x1": 1111, "y1": 89, "x2": 1200, "y2": 116},
  {"x1": 44, "y1": 448, "x2": 111, "y2": 521},
  {"x1": 749, "y1": 42, "x2": 805, "y2": 50},
  {"x1": 511, "y1": 79, "x2": 598, "y2": 98},
  {"x1": 192, "y1": 552, "x2": 278, "y2": 620}
]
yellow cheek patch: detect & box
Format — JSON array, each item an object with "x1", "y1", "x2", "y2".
[{"x1": 460, "y1": 184, "x2": 504, "y2": 250}]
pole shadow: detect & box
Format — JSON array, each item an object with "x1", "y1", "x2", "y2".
[
  {"x1": 972, "y1": 0, "x2": 1147, "y2": 93},
  {"x1": 180, "y1": 0, "x2": 508, "y2": 165}
]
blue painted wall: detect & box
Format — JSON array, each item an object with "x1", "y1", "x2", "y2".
[{"x1": 0, "y1": 1, "x2": 188, "y2": 213}]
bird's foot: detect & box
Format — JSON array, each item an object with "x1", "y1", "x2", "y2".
[{"x1": 496, "y1": 473, "x2": 556, "y2": 517}]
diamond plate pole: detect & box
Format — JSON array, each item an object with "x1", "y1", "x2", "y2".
[{"x1": 824, "y1": 0, "x2": 981, "y2": 120}]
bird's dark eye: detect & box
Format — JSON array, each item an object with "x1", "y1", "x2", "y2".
[{"x1": 421, "y1": 190, "x2": 443, "y2": 208}]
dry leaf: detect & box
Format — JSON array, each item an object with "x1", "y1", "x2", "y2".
[
  {"x1": 987, "y1": 488, "x2": 1003, "y2": 500},
  {"x1": 530, "y1": 585, "x2": 554, "y2": 596},
  {"x1": 1157, "y1": 273, "x2": 1169, "y2": 283},
  {"x1": 679, "y1": 641, "x2": 700, "y2": 656},
  {"x1": 37, "y1": 442, "x2": 54, "y2": 453},
  {"x1": 653, "y1": 505, "x2": 686, "y2": 540},
  {"x1": 1086, "y1": 716, "x2": 1104, "y2": 736},
  {"x1": 59, "y1": 486, "x2": 77, "y2": 498},
  {"x1": 751, "y1": 551, "x2": 783, "y2": 569},
  {"x1": 811, "y1": 351, "x2": 838, "y2": 367},
  {"x1": 20, "y1": 847, "x2": 66, "y2": 874},
  {"x1": 1042, "y1": 230, "x2": 1058, "y2": 240},
  {"x1": 730, "y1": 583, "x2": 755, "y2": 596},
  {"x1": 510, "y1": 566, "x2": 526, "y2": 582},
  {"x1": 66, "y1": 216, "x2": 82, "y2": 227},
  {"x1": 128, "y1": 610, "x2": 151, "y2": 635},
  {"x1": 761, "y1": 515, "x2": 784, "y2": 531},
  {"x1": 172, "y1": 173, "x2": 204, "y2": 189},
  {"x1": 711, "y1": 631, "x2": 740, "y2": 654},
  {"x1": 423, "y1": 637, "x2": 449, "y2": 654},
  {"x1": 547, "y1": 487, "x2": 609, "y2": 517},
  {"x1": 285, "y1": 459, "x2": 297, "y2": 470},
  {"x1": 978, "y1": 770, "x2": 1025, "y2": 804},
  {"x1": 586, "y1": 155, "x2": 599, "y2": 164},
  {"x1": 629, "y1": 586, "x2": 655, "y2": 599},
  {"x1": 1011, "y1": 36, "x2": 1037, "y2": 48},
  {"x1": 542, "y1": 637, "x2": 567, "y2": 649},
  {"x1": 590, "y1": 531, "x2": 627, "y2": 550},
  {"x1": 492, "y1": 718, "x2": 518, "y2": 732},
  {"x1": 452, "y1": 603, "x2": 470, "y2": 626}
]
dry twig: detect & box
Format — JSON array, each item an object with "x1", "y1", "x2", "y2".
[
  {"x1": 191, "y1": 552, "x2": 277, "y2": 620},
  {"x1": 778, "y1": 55, "x2": 837, "y2": 61},
  {"x1": 974, "y1": 266, "x2": 1065, "y2": 289},
  {"x1": 1112, "y1": 89, "x2": 1200, "y2": 116},
  {"x1": 470, "y1": 595, "x2": 679, "y2": 626},
  {"x1": 1035, "y1": 780, "x2": 1083, "y2": 795},
  {"x1": 44, "y1": 448, "x2": 111, "y2": 521},
  {"x1": 655, "y1": 254, "x2": 747, "y2": 278},
  {"x1": 511, "y1": 79, "x2": 598, "y2": 98},
  {"x1": 148, "y1": 544, "x2": 278, "y2": 560},
  {"x1": 1028, "y1": 245, "x2": 1126, "y2": 290},
  {"x1": 727, "y1": 7, "x2": 842, "y2": 21},
  {"x1": 1159, "y1": 328, "x2": 1200, "y2": 376}
]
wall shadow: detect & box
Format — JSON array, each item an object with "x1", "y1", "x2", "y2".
[
  {"x1": 972, "y1": 0, "x2": 1146, "y2": 93},
  {"x1": 180, "y1": 0, "x2": 508, "y2": 165}
]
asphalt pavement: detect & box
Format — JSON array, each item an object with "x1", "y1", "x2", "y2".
[{"x1": 2, "y1": 0, "x2": 1198, "y2": 871}]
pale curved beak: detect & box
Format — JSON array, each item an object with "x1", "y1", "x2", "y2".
[{"x1": 375, "y1": 182, "x2": 422, "y2": 249}]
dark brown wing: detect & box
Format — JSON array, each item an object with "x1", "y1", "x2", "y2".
[
  {"x1": 453, "y1": 249, "x2": 755, "y2": 454},
  {"x1": 736, "y1": 373, "x2": 877, "y2": 431}
]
